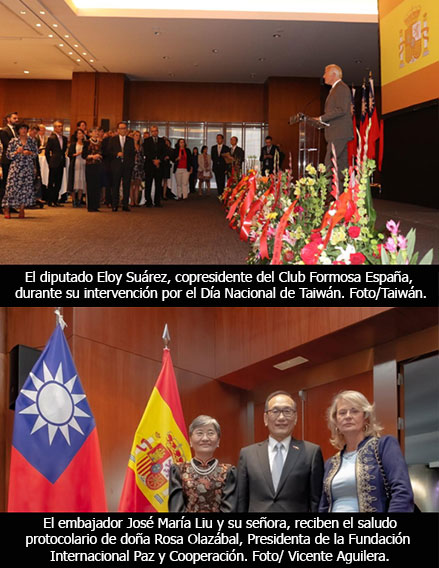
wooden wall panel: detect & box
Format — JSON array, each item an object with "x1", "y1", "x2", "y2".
[
  {"x1": 214, "y1": 307, "x2": 391, "y2": 379},
  {"x1": 265, "y1": 77, "x2": 322, "y2": 174},
  {"x1": 127, "y1": 81, "x2": 265, "y2": 123},
  {"x1": 96, "y1": 74, "x2": 125, "y2": 128},
  {"x1": 0, "y1": 79, "x2": 71, "y2": 122},
  {"x1": 70, "y1": 72, "x2": 97, "y2": 132}
]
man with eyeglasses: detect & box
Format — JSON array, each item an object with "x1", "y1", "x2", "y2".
[{"x1": 237, "y1": 390, "x2": 323, "y2": 512}]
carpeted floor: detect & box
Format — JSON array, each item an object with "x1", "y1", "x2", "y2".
[{"x1": 0, "y1": 193, "x2": 437, "y2": 264}]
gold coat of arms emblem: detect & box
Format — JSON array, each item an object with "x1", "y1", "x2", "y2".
[{"x1": 399, "y1": 7, "x2": 430, "y2": 67}]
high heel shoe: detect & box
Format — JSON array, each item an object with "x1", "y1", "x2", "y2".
[{"x1": 4, "y1": 210, "x2": 11, "y2": 219}]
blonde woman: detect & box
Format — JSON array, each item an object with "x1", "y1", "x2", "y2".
[{"x1": 319, "y1": 390, "x2": 414, "y2": 512}]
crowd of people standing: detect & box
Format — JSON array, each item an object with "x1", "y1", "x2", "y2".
[{"x1": 0, "y1": 112, "x2": 286, "y2": 219}]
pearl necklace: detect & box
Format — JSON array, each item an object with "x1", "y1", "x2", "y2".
[{"x1": 190, "y1": 458, "x2": 218, "y2": 476}]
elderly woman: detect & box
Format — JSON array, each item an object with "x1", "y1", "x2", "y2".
[
  {"x1": 319, "y1": 390, "x2": 414, "y2": 512},
  {"x1": 168, "y1": 415, "x2": 237, "y2": 512}
]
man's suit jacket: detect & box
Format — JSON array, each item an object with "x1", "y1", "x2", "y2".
[
  {"x1": 0, "y1": 125, "x2": 17, "y2": 165},
  {"x1": 230, "y1": 146, "x2": 245, "y2": 165},
  {"x1": 211, "y1": 144, "x2": 230, "y2": 173},
  {"x1": 143, "y1": 136, "x2": 167, "y2": 174},
  {"x1": 45, "y1": 133, "x2": 68, "y2": 169},
  {"x1": 107, "y1": 135, "x2": 135, "y2": 169},
  {"x1": 259, "y1": 144, "x2": 279, "y2": 173},
  {"x1": 320, "y1": 80, "x2": 353, "y2": 143},
  {"x1": 237, "y1": 438, "x2": 324, "y2": 512},
  {"x1": 36, "y1": 135, "x2": 48, "y2": 152}
]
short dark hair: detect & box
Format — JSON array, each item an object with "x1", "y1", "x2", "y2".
[
  {"x1": 264, "y1": 390, "x2": 295, "y2": 412},
  {"x1": 231, "y1": 136, "x2": 238, "y2": 142},
  {"x1": 6, "y1": 112, "x2": 18, "y2": 119},
  {"x1": 77, "y1": 120, "x2": 87, "y2": 127},
  {"x1": 216, "y1": 133, "x2": 224, "y2": 139},
  {"x1": 265, "y1": 135, "x2": 273, "y2": 142},
  {"x1": 117, "y1": 121, "x2": 127, "y2": 128},
  {"x1": 16, "y1": 123, "x2": 29, "y2": 132}
]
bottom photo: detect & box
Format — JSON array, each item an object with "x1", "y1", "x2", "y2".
[{"x1": 1, "y1": 306, "x2": 438, "y2": 513}]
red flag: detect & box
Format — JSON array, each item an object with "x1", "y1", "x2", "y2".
[
  {"x1": 359, "y1": 80, "x2": 369, "y2": 148},
  {"x1": 8, "y1": 324, "x2": 107, "y2": 512},
  {"x1": 378, "y1": 119, "x2": 384, "y2": 171},
  {"x1": 347, "y1": 85, "x2": 357, "y2": 167},
  {"x1": 367, "y1": 75, "x2": 380, "y2": 159},
  {"x1": 118, "y1": 348, "x2": 191, "y2": 512}
]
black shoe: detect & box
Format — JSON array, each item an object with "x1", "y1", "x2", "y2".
[
  {"x1": 155, "y1": 203, "x2": 163, "y2": 208},
  {"x1": 145, "y1": 203, "x2": 152, "y2": 208},
  {"x1": 54, "y1": 202, "x2": 64, "y2": 207},
  {"x1": 122, "y1": 206, "x2": 130, "y2": 211},
  {"x1": 112, "y1": 207, "x2": 118, "y2": 212}
]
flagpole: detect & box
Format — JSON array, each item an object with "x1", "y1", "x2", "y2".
[{"x1": 162, "y1": 323, "x2": 171, "y2": 350}]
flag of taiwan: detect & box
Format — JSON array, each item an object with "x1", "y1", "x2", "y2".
[{"x1": 8, "y1": 324, "x2": 107, "y2": 512}]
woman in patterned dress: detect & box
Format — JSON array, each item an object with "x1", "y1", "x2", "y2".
[
  {"x1": 319, "y1": 390, "x2": 414, "y2": 512},
  {"x1": 3, "y1": 123, "x2": 37, "y2": 219},
  {"x1": 168, "y1": 415, "x2": 237, "y2": 512},
  {"x1": 130, "y1": 130, "x2": 144, "y2": 207}
]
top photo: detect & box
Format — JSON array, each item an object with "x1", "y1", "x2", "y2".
[{"x1": 0, "y1": 0, "x2": 437, "y2": 265}]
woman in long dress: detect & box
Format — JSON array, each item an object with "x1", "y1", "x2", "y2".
[
  {"x1": 3, "y1": 123, "x2": 37, "y2": 219},
  {"x1": 67, "y1": 128, "x2": 87, "y2": 207}
]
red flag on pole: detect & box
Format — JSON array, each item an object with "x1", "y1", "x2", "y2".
[
  {"x1": 367, "y1": 74, "x2": 380, "y2": 159},
  {"x1": 378, "y1": 119, "x2": 384, "y2": 171},
  {"x1": 8, "y1": 322, "x2": 107, "y2": 512},
  {"x1": 359, "y1": 79, "x2": 369, "y2": 148},
  {"x1": 118, "y1": 347, "x2": 191, "y2": 512},
  {"x1": 347, "y1": 85, "x2": 357, "y2": 167}
]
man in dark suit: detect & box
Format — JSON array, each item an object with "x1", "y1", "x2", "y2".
[
  {"x1": 108, "y1": 121, "x2": 135, "y2": 211},
  {"x1": 237, "y1": 390, "x2": 324, "y2": 512},
  {"x1": 143, "y1": 124, "x2": 166, "y2": 207},
  {"x1": 260, "y1": 136, "x2": 279, "y2": 174},
  {"x1": 228, "y1": 136, "x2": 245, "y2": 179},
  {"x1": 211, "y1": 134, "x2": 230, "y2": 195},
  {"x1": 0, "y1": 112, "x2": 19, "y2": 209},
  {"x1": 317, "y1": 64, "x2": 354, "y2": 181},
  {"x1": 45, "y1": 120, "x2": 68, "y2": 206}
]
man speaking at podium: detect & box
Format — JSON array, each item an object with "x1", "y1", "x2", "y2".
[{"x1": 316, "y1": 64, "x2": 353, "y2": 181}]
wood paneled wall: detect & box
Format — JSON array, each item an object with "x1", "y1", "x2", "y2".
[
  {"x1": 0, "y1": 79, "x2": 71, "y2": 123},
  {"x1": 127, "y1": 81, "x2": 265, "y2": 123},
  {"x1": 265, "y1": 77, "x2": 322, "y2": 175}
]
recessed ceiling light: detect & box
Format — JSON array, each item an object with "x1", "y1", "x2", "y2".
[
  {"x1": 273, "y1": 356, "x2": 309, "y2": 371},
  {"x1": 52, "y1": 24, "x2": 58, "y2": 27},
  {"x1": 40, "y1": 11, "x2": 46, "y2": 15},
  {"x1": 212, "y1": 49, "x2": 219, "y2": 53},
  {"x1": 74, "y1": 44, "x2": 79, "y2": 47},
  {"x1": 273, "y1": 33, "x2": 281, "y2": 38},
  {"x1": 36, "y1": 23, "x2": 41, "y2": 27},
  {"x1": 82, "y1": 52, "x2": 87, "y2": 55},
  {"x1": 64, "y1": 34, "x2": 69, "y2": 38},
  {"x1": 162, "y1": 56, "x2": 170, "y2": 60},
  {"x1": 76, "y1": 58, "x2": 81, "y2": 62},
  {"x1": 48, "y1": 34, "x2": 53, "y2": 38},
  {"x1": 154, "y1": 31, "x2": 160, "y2": 36},
  {"x1": 24, "y1": 70, "x2": 30, "y2": 74},
  {"x1": 68, "y1": 51, "x2": 73, "y2": 55},
  {"x1": 20, "y1": 11, "x2": 26, "y2": 15},
  {"x1": 59, "y1": 44, "x2": 64, "y2": 47},
  {"x1": 258, "y1": 57, "x2": 265, "y2": 62},
  {"x1": 89, "y1": 59, "x2": 94, "y2": 62}
]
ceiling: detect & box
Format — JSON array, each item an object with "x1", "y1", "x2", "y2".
[{"x1": 0, "y1": 0, "x2": 380, "y2": 84}]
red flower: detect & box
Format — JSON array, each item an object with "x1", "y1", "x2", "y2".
[
  {"x1": 283, "y1": 250, "x2": 294, "y2": 262},
  {"x1": 348, "y1": 226, "x2": 361, "y2": 239},
  {"x1": 300, "y1": 241, "x2": 320, "y2": 265},
  {"x1": 332, "y1": 260, "x2": 346, "y2": 265},
  {"x1": 310, "y1": 232, "x2": 323, "y2": 244},
  {"x1": 350, "y1": 252, "x2": 366, "y2": 265}
]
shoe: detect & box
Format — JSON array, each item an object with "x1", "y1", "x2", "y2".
[
  {"x1": 145, "y1": 203, "x2": 152, "y2": 208},
  {"x1": 155, "y1": 203, "x2": 163, "y2": 208},
  {"x1": 54, "y1": 202, "x2": 64, "y2": 207},
  {"x1": 4, "y1": 211, "x2": 10, "y2": 219},
  {"x1": 36, "y1": 199, "x2": 45, "y2": 209},
  {"x1": 112, "y1": 207, "x2": 118, "y2": 212},
  {"x1": 122, "y1": 206, "x2": 130, "y2": 211},
  {"x1": 18, "y1": 210, "x2": 25, "y2": 219}
]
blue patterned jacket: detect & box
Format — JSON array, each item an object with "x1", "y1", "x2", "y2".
[{"x1": 319, "y1": 435, "x2": 414, "y2": 512}]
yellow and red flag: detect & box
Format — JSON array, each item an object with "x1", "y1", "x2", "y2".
[{"x1": 118, "y1": 348, "x2": 191, "y2": 512}]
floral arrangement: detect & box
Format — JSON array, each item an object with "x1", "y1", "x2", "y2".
[{"x1": 221, "y1": 135, "x2": 433, "y2": 265}]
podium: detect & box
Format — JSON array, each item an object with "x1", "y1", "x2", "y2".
[{"x1": 289, "y1": 113, "x2": 327, "y2": 178}]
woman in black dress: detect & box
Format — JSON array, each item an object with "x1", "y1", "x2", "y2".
[{"x1": 82, "y1": 127, "x2": 102, "y2": 212}]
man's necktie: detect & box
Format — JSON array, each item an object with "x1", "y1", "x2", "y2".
[{"x1": 272, "y1": 443, "x2": 284, "y2": 491}]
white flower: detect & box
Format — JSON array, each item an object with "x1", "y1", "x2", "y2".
[
  {"x1": 335, "y1": 244, "x2": 356, "y2": 264},
  {"x1": 319, "y1": 251, "x2": 332, "y2": 265}
]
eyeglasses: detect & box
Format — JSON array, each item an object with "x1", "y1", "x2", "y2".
[
  {"x1": 267, "y1": 407, "x2": 296, "y2": 418},
  {"x1": 192, "y1": 430, "x2": 218, "y2": 438},
  {"x1": 337, "y1": 408, "x2": 362, "y2": 417}
]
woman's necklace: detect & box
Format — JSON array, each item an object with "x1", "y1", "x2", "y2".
[{"x1": 190, "y1": 458, "x2": 218, "y2": 476}]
